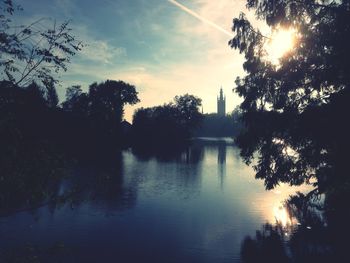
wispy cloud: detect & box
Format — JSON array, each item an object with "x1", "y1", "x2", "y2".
[{"x1": 80, "y1": 40, "x2": 127, "y2": 64}]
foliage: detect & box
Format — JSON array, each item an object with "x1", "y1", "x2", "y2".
[
  {"x1": 174, "y1": 94, "x2": 202, "y2": 131},
  {"x1": 0, "y1": 78, "x2": 139, "y2": 213},
  {"x1": 0, "y1": 80, "x2": 68, "y2": 212},
  {"x1": 61, "y1": 80, "x2": 139, "y2": 149},
  {"x1": 132, "y1": 94, "x2": 202, "y2": 146},
  {"x1": 230, "y1": 0, "x2": 350, "y2": 195},
  {"x1": 62, "y1": 85, "x2": 82, "y2": 111},
  {"x1": 0, "y1": 0, "x2": 83, "y2": 88},
  {"x1": 194, "y1": 107, "x2": 243, "y2": 137},
  {"x1": 240, "y1": 222, "x2": 336, "y2": 263},
  {"x1": 63, "y1": 80, "x2": 139, "y2": 122},
  {"x1": 0, "y1": 0, "x2": 82, "y2": 213},
  {"x1": 194, "y1": 114, "x2": 235, "y2": 137},
  {"x1": 241, "y1": 191, "x2": 350, "y2": 263},
  {"x1": 88, "y1": 80, "x2": 139, "y2": 124}
]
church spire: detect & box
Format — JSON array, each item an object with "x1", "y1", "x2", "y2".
[
  {"x1": 219, "y1": 86, "x2": 223, "y2": 100},
  {"x1": 217, "y1": 86, "x2": 226, "y2": 116}
]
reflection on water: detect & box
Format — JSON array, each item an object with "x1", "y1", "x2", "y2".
[
  {"x1": 241, "y1": 192, "x2": 349, "y2": 263},
  {"x1": 0, "y1": 138, "x2": 338, "y2": 262},
  {"x1": 273, "y1": 206, "x2": 293, "y2": 227},
  {"x1": 218, "y1": 143, "x2": 226, "y2": 190}
]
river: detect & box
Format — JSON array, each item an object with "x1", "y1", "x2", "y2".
[{"x1": 0, "y1": 138, "x2": 309, "y2": 262}]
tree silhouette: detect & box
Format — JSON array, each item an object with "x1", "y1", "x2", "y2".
[
  {"x1": 132, "y1": 94, "x2": 202, "y2": 147},
  {"x1": 194, "y1": 107, "x2": 243, "y2": 137},
  {"x1": 60, "y1": 80, "x2": 139, "y2": 151},
  {"x1": 88, "y1": 80, "x2": 139, "y2": 125},
  {"x1": 174, "y1": 94, "x2": 202, "y2": 132},
  {"x1": 0, "y1": 0, "x2": 83, "y2": 88},
  {"x1": 230, "y1": 0, "x2": 350, "y2": 201},
  {"x1": 62, "y1": 85, "x2": 84, "y2": 111}
]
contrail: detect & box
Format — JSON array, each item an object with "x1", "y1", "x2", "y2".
[{"x1": 168, "y1": 0, "x2": 234, "y2": 37}]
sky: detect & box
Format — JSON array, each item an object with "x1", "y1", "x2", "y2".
[{"x1": 14, "y1": 0, "x2": 263, "y2": 121}]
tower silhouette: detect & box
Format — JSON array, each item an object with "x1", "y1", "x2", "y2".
[{"x1": 217, "y1": 87, "x2": 226, "y2": 116}]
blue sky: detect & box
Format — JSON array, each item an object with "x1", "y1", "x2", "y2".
[{"x1": 15, "y1": 0, "x2": 260, "y2": 121}]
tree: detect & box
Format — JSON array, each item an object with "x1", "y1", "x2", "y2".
[
  {"x1": 61, "y1": 80, "x2": 139, "y2": 149},
  {"x1": 229, "y1": 0, "x2": 350, "y2": 200},
  {"x1": 132, "y1": 94, "x2": 202, "y2": 146},
  {"x1": 0, "y1": 0, "x2": 83, "y2": 88},
  {"x1": 194, "y1": 113, "x2": 242, "y2": 137},
  {"x1": 0, "y1": 1, "x2": 85, "y2": 213},
  {"x1": 43, "y1": 79, "x2": 59, "y2": 108},
  {"x1": 174, "y1": 94, "x2": 202, "y2": 132},
  {"x1": 62, "y1": 85, "x2": 84, "y2": 111},
  {"x1": 88, "y1": 80, "x2": 139, "y2": 124},
  {"x1": 63, "y1": 80, "x2": 139, "y2": 121}
]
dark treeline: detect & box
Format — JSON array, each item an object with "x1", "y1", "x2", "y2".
[
  {"x1": 0, "y1": 79, "x2": 136, "y2": 212},
  {"x1": 132, "y1": 94, "x2": 203, "y2": 147},
  {"x1": 0, "y1": 79, "x2": 139, "y2": 152},
  {"x1": 193, "y1": 108, "x2": 243, "y2": 137},
  {"x1": 194, "y1": 114, "x2": 235, "y2": 138},
  {"x1": 0, "y1": 80, "x2": 65, "y2": 212},
  {"x1": 61, "y1": 80, "x2": 139, "y2": 153},
  {"x1": 0, "y1": 0, "x2": 85, "y2": 213},
  {"x1": 0, "y1": 73, "x2": 206, "y2": 213}
]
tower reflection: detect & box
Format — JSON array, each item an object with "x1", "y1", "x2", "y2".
[{"x1": 218, "y1": 143, "x2": 226, "y2": 189}]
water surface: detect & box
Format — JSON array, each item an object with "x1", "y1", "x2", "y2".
[{"x1": 0, "y1": 138, "x2": 305, "y2": 262}]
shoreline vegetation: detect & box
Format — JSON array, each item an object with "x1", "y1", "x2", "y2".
[
  {"x1": 0, "y1": 78, "x2": 204, "y2": 213},
  {"x1": 0, "y1": 76, "x2": 243, "y2": 216}
]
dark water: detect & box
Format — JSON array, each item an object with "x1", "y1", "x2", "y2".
[{"x1": 0, "y1": 138, "x2": 309, "y2": 262}]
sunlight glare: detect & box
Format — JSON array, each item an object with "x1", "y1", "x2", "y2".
[
  {"x1": 273, "y1": 205, "x2": 292, "y2": 227},
  {"x1": 265, "y1": 28, "x2": 296, "y2": 65}
]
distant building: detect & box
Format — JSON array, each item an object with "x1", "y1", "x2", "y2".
[{"x1": 217, "y1": 87, "x2": 226, "y2": 116}]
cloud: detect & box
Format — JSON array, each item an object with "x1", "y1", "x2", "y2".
[{"x1": 80, "y1": 40, "x2": 127, "y2": 64}]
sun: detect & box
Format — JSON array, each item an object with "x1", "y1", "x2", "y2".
[{"x1": 265, "y1": 28, "x2": 297, "y2": 65}]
